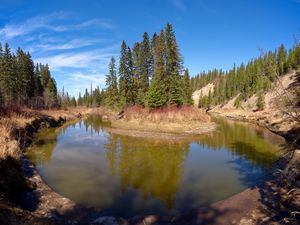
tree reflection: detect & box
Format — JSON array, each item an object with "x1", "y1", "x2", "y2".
[
  {"x1": 105, "y1": 134, "x2": 189, "y2": 209},
  {"x1": 196, "y1": 118, "x2": 282, "y2": 168}
]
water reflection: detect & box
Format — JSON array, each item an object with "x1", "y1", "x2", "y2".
[{"x1": 26, "y1": 115, "x2": 283, "y2": 217}]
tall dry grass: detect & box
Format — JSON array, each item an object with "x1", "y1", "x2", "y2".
[
  {"x1": 123, "y1": 105, "x2": 211, "y2": 123},
  {"x1": 0, "y1": 119, "x2": 20, "y2": 160},
  {"x1": 0, "y1": 107, "x2": 86, "y2": 160}
]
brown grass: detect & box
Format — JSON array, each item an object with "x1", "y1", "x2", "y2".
[
  {"x1": 123, "y1": 105, "x2": 211, "y2": 123},
  {"x1": 0, "y1": 107, "x2": 90, "y2": 161},
  {"x1": 0, "y1": 119, "x2": 19, "y2": 160}
]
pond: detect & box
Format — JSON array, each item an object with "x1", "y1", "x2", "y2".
[{"x1": 26, "y1": 115, "x2": 285, "y2": 217}]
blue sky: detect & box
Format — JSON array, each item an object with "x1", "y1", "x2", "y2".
[{"x1": 0, "y1": 0, "x2": 299, "y2": 96}]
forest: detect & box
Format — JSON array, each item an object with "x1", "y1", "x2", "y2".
[
  {"x1": 0, "y1": 43, "x2": 59, "y2": 110},
  {"x1": 1, "y1": 24, "x2": 300, "y2": 112},
  {"x1": 191, "y1": 43, "x2": 300, "y2": 110},
  {"x1": 78, "y1": 23, "x2": 193, "y2": 109}
]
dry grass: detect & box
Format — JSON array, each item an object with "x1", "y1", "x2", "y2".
[
  {"x1": 0, "y1": 119, "x2": 19, "y2": 160},
  {"x1": 0, "y1": 107, "x2": 89, "y2": 161},
  {"x1": 123, "y1": 105, "x2": 211, "y2": 123}
]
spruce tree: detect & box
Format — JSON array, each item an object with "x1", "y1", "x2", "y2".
[
  {"x1": 277, "y1": 44, "x2": 287, "y2": 75},
  {"x1": 139, "y1": 32, "x2": 152, "y2": 103},
  {"x1": 105, "y1": 57, "x2": 118, "y2": 107},
  {"x1": 147, "y1": 30, "x2": 167, "y2": 108},
  {"x1": 16, "y1": 48, "x2": 35, "y2": 105},
  {"x1": 125, "y1": 47, "x2": 135, "y2": 105},
  {"x1": 182, "y1": 69, "x2": 193, "y2": 105},
  {"x1": 34, "y1": 63, "x2": 43, "y2": 97},
  {"x1": 0, "y1": 43, "x2": 17, "y2": 106},
  {"x1": 118, "y1": 41, "x2": 128, "y2": 106},
  {"x1": 165, "y1": 23, "x2": 183, "y2": 105}
]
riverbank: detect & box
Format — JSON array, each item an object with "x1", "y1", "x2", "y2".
[
  {"x1": 1, "y1": 106, "x2": 299, "y2": 225},
  {"x1": 0, "y1": 108, "x2": 94, "y2": 225},
  {"x1": 208, "y1": 108, "x2": 300, "y2": 224}
]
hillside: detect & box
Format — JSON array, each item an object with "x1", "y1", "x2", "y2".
[
  {"x1": 192, "y1": 83, "x2": 215, "y2": 107},
  {"x1": 211, "y1": 71, "x2": 297, "y2": 111}
]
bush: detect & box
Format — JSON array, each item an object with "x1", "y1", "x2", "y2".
[
  {"x1": 234, "y1": 95, "x2": 242, "y2": 109},
  {"x1": 256, "y1": 92, "x2": 265, "y2": 110}
]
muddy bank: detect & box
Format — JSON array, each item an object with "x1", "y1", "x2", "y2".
[
  {"x1": 209, "y1": 109, "x2": 300, "y2": 224},
  {"x1": 1, "y1": 108, "x2": 299, "y2": 225},
  {"x1": 0, "y1": 111, "x2": 88, "y2": 225}
]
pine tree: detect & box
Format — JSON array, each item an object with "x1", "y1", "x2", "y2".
[
  {"x1": 182, "y1": 69, "x2": 193, "y2": 105},
  {"x1": 105, "y1": 57, "x2": 118, "y2": 107},
  {"x1": 132, "y1": 42, "x2": 143, "y2": 104},
  {"x1": 119, "y1": 41, "x2": 128, "y2": 107},
  {"x1": 16, "y1": 48, "x2": 35, "y2": 105},
  {"x1": 151, "y1": 32, "x2": 158, "y2": 80},
  {"x1": 138, "y1": 32, "x2": 152, "y2": 104},
  {"x1": 125, "y1": 47, "x2": 135, "y2": 105},
  {"x1": 277, "y1": 44, "x2": 287, "y2": 75},
  {"x1": 165, "y1": 23, "x2": 183, "y2": 105},
  {"x1": 40, "y1": 64, "x2": 51, "y2": 89},
  {"x1": 78, "y1": 92, "x2": 83, "y2": 106},
  {"x1": 147, "y1": 30, "x2": 168, "y2": 108},
  {"x1": 45, "y1": 77, "x2": 58, "y2": 108},
  {"x1": 93, "y1": 86, "x2": 102, "y2": 107},
  {"x1": 34, "y1": 63, "x2": 43, "y2": 97},
  {"x1": 256, "y1": 92, "x2": 265, "y2": 110},
  {"x1": 0, "y1": 43, "x2": 17, "y2": 106}
]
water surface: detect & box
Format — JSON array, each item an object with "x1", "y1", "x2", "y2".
[{"x1": 26, "y1": 115, "x2": 284, "y2": 217}]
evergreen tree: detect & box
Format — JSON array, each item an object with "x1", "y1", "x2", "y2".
[
  {"x1": 119, "y1": 41, "x2": 128, "y2": 106},
  {"x1": 16, "y1": 48, "x2": 35, "y2": 105},
  {"x1": 277, "y1": 44, "x2": 287, "y2": 75},
  {"x1": 105, "y1": 57, "x2": 119, "y2": 107},
  {"x1": 40, "y1": 64, "x2": 51, "y2": 89},
  {"x1": 34, "y1": 63, "x2": 43, "y2": 97},
  {"x1": 165, "y1": 23, "x2": 183, "y2": 105},
  {"x1": 256, "y1": 92, "x2": 265, "y2": 110},
  {"x1": 138, "y1": 32, "x2": 152, "y2": 104},
  {"x1": 147, "y1": 30, "x2": 167, "y2": 108},
  {"x1": 78, "y1": 92, "x2": 83, "y2": 106},
  {"x1": 0, "y1": 43, "x2": 17, "y2": 106},
  {"x1": 182, "y1": 69, "x2": 193, "y2": 105}
]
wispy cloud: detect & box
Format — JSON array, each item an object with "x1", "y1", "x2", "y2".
[
  {"x1": 35, "y1": 46, "x2": 117, "y2": 70},
  {"x1": 0, "y1": 13, "x2": 113, "y2": 39},
  {"x1": 70, "y1": 72, "x2": 106, "y2": 84},
  {"x1": 170, "y1": 0, "x2": 187, "y2": 11},
  {"x1": 64, "y1": 71, "x2": 107, "y2": 94},
  {"x1": 0, "y1": 12, "x2": 67, "y2": 39},
  {"x1": 29, "y1": 38, "x2": 102, "y2": 52},
  {"x1": 76, "y1": 19, "x2": 113, "y2": 29}
]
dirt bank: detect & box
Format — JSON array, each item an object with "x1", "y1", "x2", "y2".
[
  {"x1": 0, "y1": 108, "x2": 98, "y2": 225},
  {"x1": 208, "y1": 109, "x2": 300, "y2": 224},
  {"x1": 1, "y1": 107, "x2": 299, "y2": 225}
]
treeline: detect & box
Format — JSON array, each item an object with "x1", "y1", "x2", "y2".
[
  {"x1": 104, "y1": 23, "x2": 192, "y2": 109},
  {"x1": 192, "y1": 43, "x2": 300, "y2": 109},
  {"x1": 0, "y1": 43, "x2": 59, "y2": 110}
]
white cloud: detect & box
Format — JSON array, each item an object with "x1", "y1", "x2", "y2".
[
  {"x1": 0, "y1": 12, "x2": 67, "y2": 39},
  {"x1": 76, "y1": 19, "x2": 113, "y2": 29},
  {"x1": 69, "y1": 72, "x2": 106, "y2": 84},
  {"x1": 35, "y1": 47, "x2": 115, "y2": 70},
  {"x1": 63, "y1": 71, "x2": 107, "y2": 95},
  {"x1": 29, "y1": 38, "x2": 100, "y2": 52},
  {"x1": 0, "y1": 13, "x2": 113, "y2": 39},
  {"x1": 170, "y1": 0, "x2": 186, "y2": 11}
]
